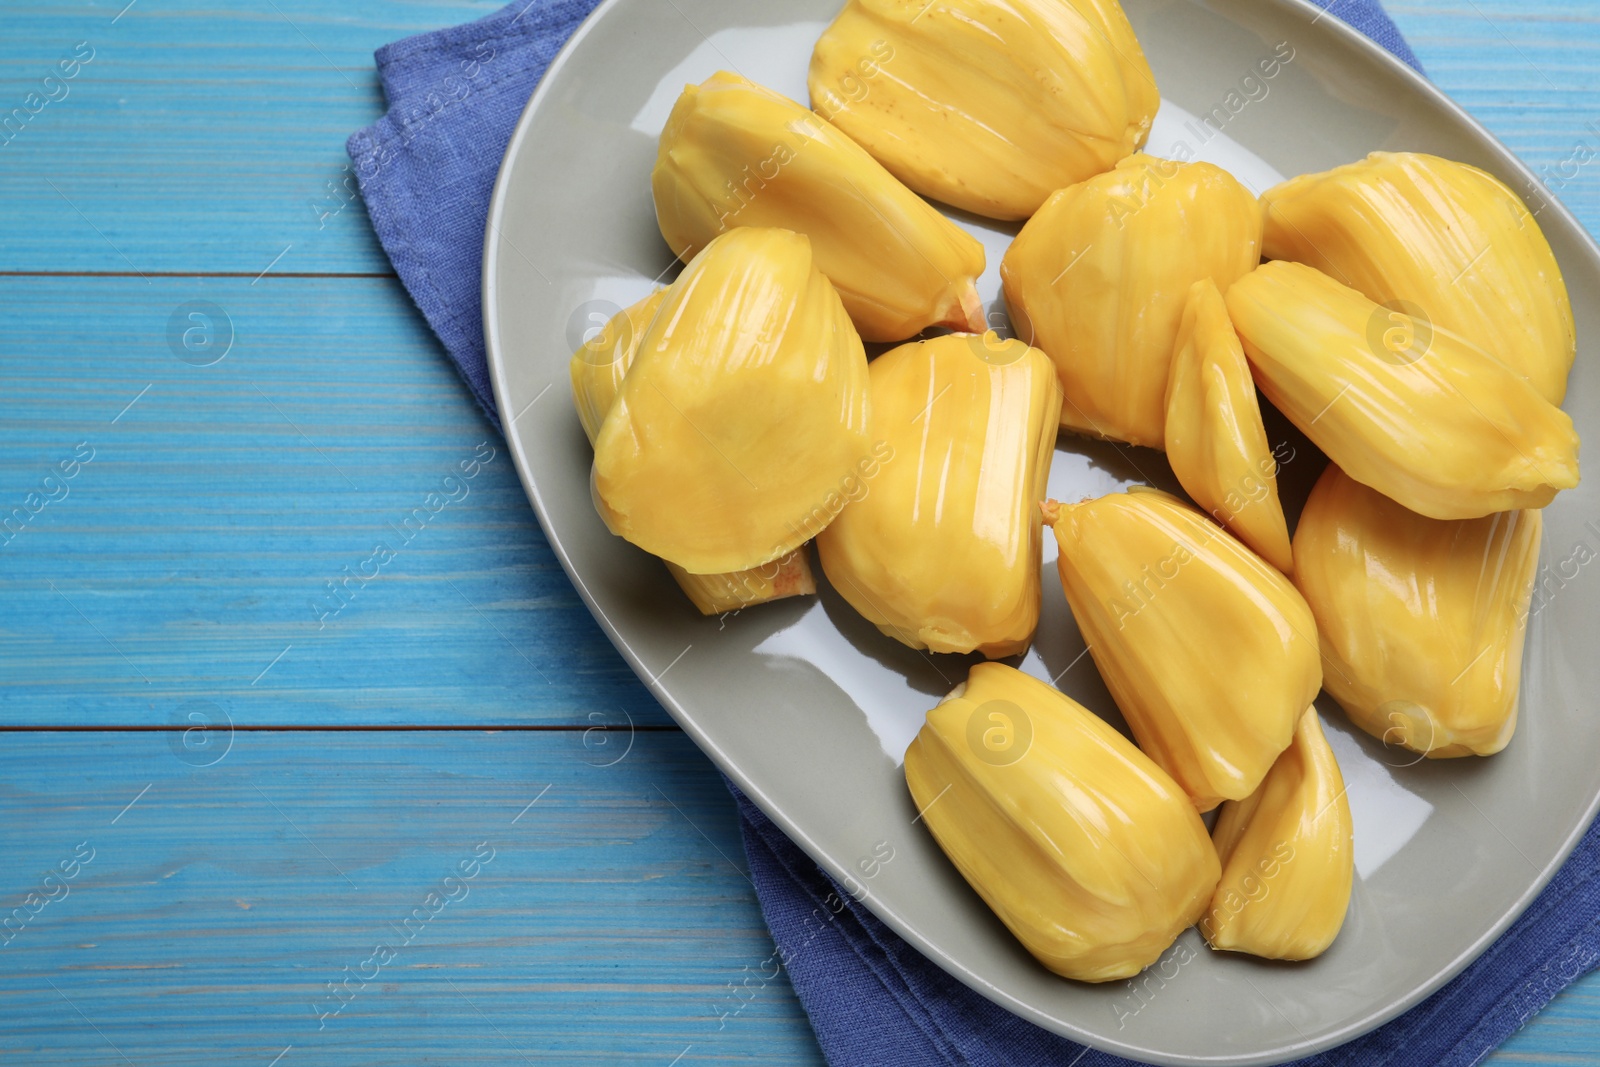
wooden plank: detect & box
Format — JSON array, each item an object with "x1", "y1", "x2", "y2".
[
  {"x1": 1389, "y1": 0, "x2": 1600, "y2": 235},
  {"x1": 0, "y1": 0, "x2": 498, "y2": 274},
  {"x1": 0, "y1": 275, "x2": 669, "y2": 728},
  {"x1": 0, "y1": 731, "x2": 824, "y2": 1066},
  {"x1": 1500, "y1": 974, "x2": 1600, "y2": 1063}
]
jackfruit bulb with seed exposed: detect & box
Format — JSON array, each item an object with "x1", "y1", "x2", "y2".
[
  {"x1": 653, "y1": 71, "x2": 986, "y2": 342},
  {"x1": 1164, "y1": 278, "x2": 1294, "y2": 574},
  {"x1": 1043, "y1": 488, "x2": 1322, "y2": 811},
  {"x1": 816, "y1": 332, "x2": 1063, "y2": 658},
  {"x1": 810, "y1": 0, "x2": 1158, "y2": 220},
  {"x1": 1226, "y1": 260, "x2": 1580, "y2": 521},
  {"x1": 1202, "y1": 707, "x2": 1354, "y2": 960},
  {"x1": 1262, "y1": 151, "x2": 1575, "y2": 403},
  {"x1": 592, "y1": 227, "x2": 872, "y2": 575},
  {"x1": 1292, "y1": 463, "x2": 1543, "y2": 758},
  {"x1": 1003, "y1": 156, "x2": 1263, "y2": 448},
  {"x1": 904, "y1": 662, "x2": 1220, "y2": 982}
]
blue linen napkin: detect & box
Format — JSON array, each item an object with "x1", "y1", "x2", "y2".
[{"x1": 346, "y1": 5, "x2": 1600, "y2": 1065}]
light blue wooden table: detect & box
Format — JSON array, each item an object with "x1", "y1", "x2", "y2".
[{"x1": 0, "y1": 1, "x2": 1595, "y2": 1063}]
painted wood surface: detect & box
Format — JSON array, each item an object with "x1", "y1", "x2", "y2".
[
  {"x1": 0, "y1": 731, "x2": 821, "y2": 1065},
  {"x1": 0, "y1": 275, "x2": 666, "y2": 729},
  {"x1": 0, "y1": 0, "x2": 1595, "y2": 1063}
]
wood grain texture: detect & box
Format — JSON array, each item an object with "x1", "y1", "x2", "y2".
[
  {"x1": 1390, "y1": 0, "x2": 1600, "y2": 237},
  {"x1": 0, "y1": 731, "x2": 823, "y2": 1066},
  {"x1": 0, "y1": 275, "x2": 667, "y2": 728},
  {"x1": 0, "y1": 0, "x2": 497, "y2": 274},
  {"x1": 0, "y1": 0, "x2": 1595, "y2": 1063}
]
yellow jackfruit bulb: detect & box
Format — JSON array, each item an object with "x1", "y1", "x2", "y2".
[
  {"x1": 1263, "y1": 152, "x2": 1575, "y2": 403},
  {"x1": 816, "y1": 333, "x2": 1063, "y2": 658},
  {"x1": 1292, "y1": 463, "x2": 1543, "y2": 758},
  {"x1": 570, "y1": 290, "x2": 818, "y2": 615},
  {"x1": 653, "y1": 71, "x2": 986, "y2": 342},
  {"x1": 1043, "y1": 488, "x2": 1322, "y2": 811},
  {"x1": 810, "y1": 0, "x2": 1158, "y2": 220},
  {"x1": 905, "y1": 662, "x2": 1219, "y2": 982},
  {"x1": 1164, "y1": 279, "x2": 1293, "y2": 574},
  {"x1": 570, "y1": 290, "x2": 668, "y2": 446},
  {"x1": 592, "y1": 227, "x2": 871, "y2": 575},
  {"x1": 1002, "y1": 157, "x2": 1262, "y2": 448},
  {"x1": 1202, "y1": 707, "x2": 1353, "y2": 960},
  {"x1": 1227, "y1": 261, "x2": 1580, "y2": 521}
]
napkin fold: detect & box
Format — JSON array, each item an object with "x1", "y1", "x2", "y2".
[{"x1": 348, "y1": 5, "x2": 1597, "y2": 1065}]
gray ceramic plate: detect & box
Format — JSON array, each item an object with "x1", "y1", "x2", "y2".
[{"x1": 483, "y1": 2, "x2": 1600, "y2": 1062}]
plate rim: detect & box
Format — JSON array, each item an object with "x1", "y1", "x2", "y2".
[{"x1": 481, "y1": 1, "x2": 1600, "y2": 1061}]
